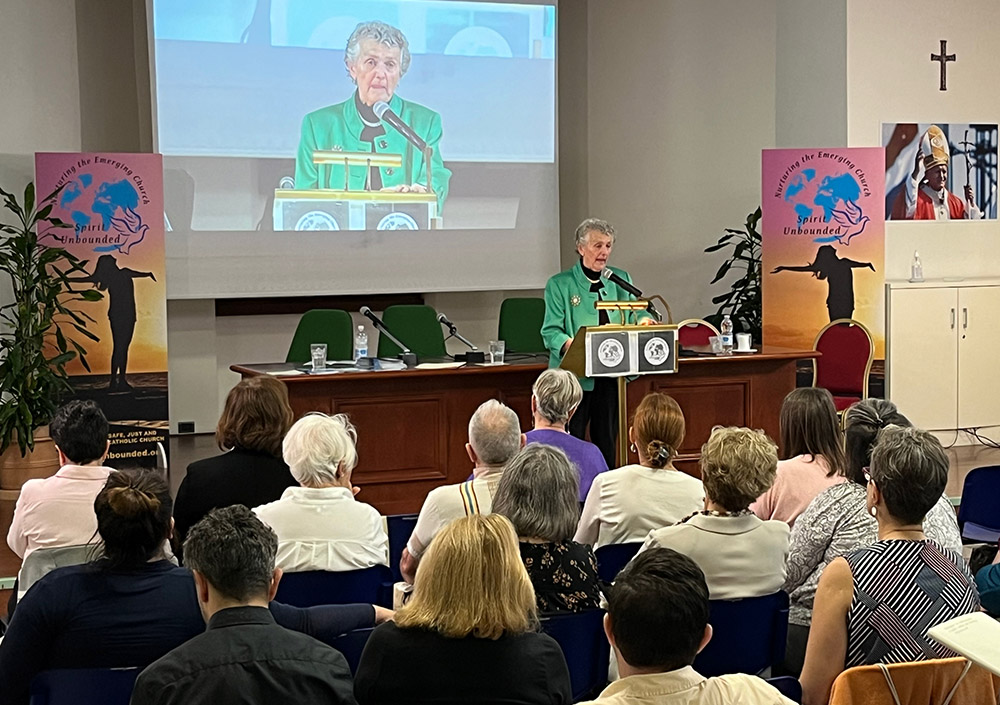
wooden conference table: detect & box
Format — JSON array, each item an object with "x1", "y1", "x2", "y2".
[{"x1": 233, "y1": 346, "x2": 817, "y2": 515}]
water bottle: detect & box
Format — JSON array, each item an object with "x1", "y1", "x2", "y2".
[
  {"x1": 720, "y1": 315, "x2": 734, "y2": 355},
  {"x1": 910, "y1": 250, "x2": 924, "y2": 282},
  {"x1": 354, "y1": 325, "x2": 368, "y2": 360}
]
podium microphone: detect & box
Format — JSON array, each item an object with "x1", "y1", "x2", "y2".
[
  {"x1": 373, "y1": 101, "x2": 428, "y2": 152},
  {"x1": 437, "y1": 313, "x2": 485, "y2": 363},
  {"x1": 600, "y1": 269, "x2": 663, "y2": 321},
  {"x1": 359, "y1": 306, "x2": 417, "y2": 367}
]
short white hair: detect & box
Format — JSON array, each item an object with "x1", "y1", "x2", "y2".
[
  {"x1": 468, "y1": 400, "x2": 521, "y2": 466},
  {"x1": 533, "y1": 369, "x2": 583, "y2": 425},
  {"x1": 574, "y1": 217, "x2": 616, "y2": 249},
  {"x1": 282, "y1": 413, "x2": 358, "y2": 487},
  {"x1": 344, "y1": 20, "x2": 411, "y2": 77}
]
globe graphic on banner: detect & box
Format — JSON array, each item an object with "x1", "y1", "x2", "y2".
[
  {"x1": 59, "y1": 175, "x2": 144, "y2": 252},
  {"x1": 783, "y1": 170, "x2": 862, "y2": 221}
]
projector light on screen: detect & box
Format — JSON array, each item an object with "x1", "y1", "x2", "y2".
[{"x1": 149, "y1": 0, "x2": 560, "y2": 298}]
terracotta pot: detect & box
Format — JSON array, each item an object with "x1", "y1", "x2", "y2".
[{"x1": 0, "y1": 426, "x2": 60, "y2": 493}]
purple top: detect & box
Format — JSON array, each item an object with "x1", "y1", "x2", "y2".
[{"x1": 526, "y1": 429, "x2": 609, "y2": 501}]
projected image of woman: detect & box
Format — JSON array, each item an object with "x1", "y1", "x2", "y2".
[
  {"x1": 71, "y1": 255, "x2": 156, "y2": 391},
  {"x1": 294, "y1": 21, "x2": 451, "y2": 213}
]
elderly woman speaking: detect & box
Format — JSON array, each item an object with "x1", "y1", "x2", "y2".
[
  {"x1": 541, "y1": 218, "x2": 653, "y2": 467},
  {"x1": 253, "y1": 413, "x2": 388, "y2": 573},
  {"x1": 294, "y1": 20, "x2": 451, "y2": 211}
]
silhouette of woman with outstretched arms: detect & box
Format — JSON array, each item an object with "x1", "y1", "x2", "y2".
[
  {"x1": 69, "y1": 254, "x2": 156, "y2": 390},
  {"x1": 771, "y1": 245, "x2": 875, "y2": 322}
]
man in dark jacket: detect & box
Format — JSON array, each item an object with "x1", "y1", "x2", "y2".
[{"x1": 131, "y1": 506, "x2": 357, "y2": 705}]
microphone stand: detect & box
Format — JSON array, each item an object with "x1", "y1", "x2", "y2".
[
  {"x1": 366, "y1": 317, "x2": 417, "y2": 368},
  {"x1": 441, "y1": 321, "x2": 485, "y2": 363}
]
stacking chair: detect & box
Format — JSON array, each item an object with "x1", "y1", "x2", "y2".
[
  {"x1": 329, "y1": 628, "x2": 375, "y2": 675},
  {"x1": 274, "y1": 565, "x2": 394, "y2": 608},
  {"x1": 498, "y1": 297, "x2": 547, "y2": 354},
  {"x1": 376, "y1": 305, "x2": 447, "y2": 358},
  {"x1": 386, "y1": 514, "x2": 419, "y2": 582},
  {"x1": 693, "y1": 591, "x2": 789, "y2": 677},
  {"x1": 677, "y1": 318, "x2": 721, "y2": 348},
  {"x1": 828, "y1": 657, "x2": 1000, "y2": 704},
  {"x1": 285, "y1": 309, "x2": 353, "y2": 363},
  {"x1": 30, "y1": 668, "x2": 139, "y2": 705},
  {"x1": 594, "y1": 542, "x2": 642, "y2": 583},
  {"x1": 540, "y1": 609, "x2": 610, "y2": 701},
  {"x1": 956, "y1": 465, "x2": 1000, "y2": 544},
  {"x1": 18, "y1": 544, "x2": 96, "y2": 602},
  {"x1": 812, "y1": 318, "x2": 874, "y2": 412}
]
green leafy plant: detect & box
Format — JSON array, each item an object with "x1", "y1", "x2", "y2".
[
  {"x1": 0, "y1": 183, "x2": 102, "y2": 455},
  {"x1": 705, "y1": 206, "x2": 762, "y2": 342}
]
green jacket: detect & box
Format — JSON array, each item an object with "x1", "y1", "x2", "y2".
[
  {"x1": 294, "y1": 92, "x2": 451, "y2": 213},
  {"x1": 541, "y1": 261, "x2": 650, "y2": 391}
]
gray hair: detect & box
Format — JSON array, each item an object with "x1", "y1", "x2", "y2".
[
  {"x1": 869, "y1": 425, "x2": 948, "y2": 525},
  {"x1": 533, "y1": 369, "x2": 583, "y2": 425},
  {"x1": 492, "y1": 444, "x2": 580, "y2": 541},
  {"x1": 468, "y1": 400, "x2": 522, "y2": 467},
  {"x1": 282, "y1": 413, "x2": 358, "y2": 487},
  {"x1": 344, "y1": 21, "x2": 411, "y2": 77},
  {"x1": 574, "y1": 217, "x2": 616, "y2": 249},
  {"x1": 185, "y1": 505, "x2": 277, "y2": 602}
]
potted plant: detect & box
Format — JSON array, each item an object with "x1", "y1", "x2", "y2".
[
  {"x1": 0, "y1": 183, "x2": 101, "y2": 492},
  {"x1": 704, "y1": 207, "x2": 762, "y2": 343}
]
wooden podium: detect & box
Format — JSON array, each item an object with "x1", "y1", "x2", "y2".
[
  {"x1": 274, "y1": 150, "x2": 439, "y2": 231},
  {"x1": 560, "y1": 304, "x2": 678, "y2": 466}
]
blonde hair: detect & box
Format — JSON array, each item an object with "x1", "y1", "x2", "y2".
[
  {"x1": 395, "y1": 514, "x2": 537, "y2": 639},
  {"x1": 699, "y1": 427, "x2": 778, "y2": 511}
]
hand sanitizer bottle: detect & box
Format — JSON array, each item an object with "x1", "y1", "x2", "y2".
[{"x1": 910, "y1": 251, "x2": 924, "y2": 283}]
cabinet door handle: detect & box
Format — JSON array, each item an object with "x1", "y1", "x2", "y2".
[
  {"x1": 963, "y1": 307, "x2": 969, "y2": 330},
  {"x1": 951, "y1": 308, "x2": 956, "y2": 329}
]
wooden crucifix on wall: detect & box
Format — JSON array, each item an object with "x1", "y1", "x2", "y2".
[{"x1": 931, "y1": 40, "x2": 956, "y2": 91}]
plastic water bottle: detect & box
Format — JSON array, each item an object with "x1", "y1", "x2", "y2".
[
  {"x1": 354, "y1": 325, "x2": 368, "y2": 360},
  {"x1": 720, "y1": 315, "x2": 734, "y2": 355},
  {"x1": 910, "y1": 250, "x2": 924, "y2": 282}
]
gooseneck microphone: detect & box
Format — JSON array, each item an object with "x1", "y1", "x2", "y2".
[
  {"x1": 437, "y1": 312, "x2": 478, "y2": 351},
  {"x1": 600, "y1": 269, "x2": 663, "y2": 321},
  {"x1": 359, "y1": 306, "x2": 417, "y2": 367},
  {"x1": 372, "y1": 101, "x2": 428, "y2": 152}
]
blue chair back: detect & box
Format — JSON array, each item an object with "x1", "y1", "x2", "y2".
[
  {"x1": 957, "y1": 466, "x2": 1000, "y2": 543},
  {"x1": 594, "y1": 542, "x2": 642, "y2": 583},
  {"x1": 694, "y1": 591, "x2": 789, "y2": 677},
  {"x1": 386, "y1": 514, "x2": 419, "y2": 583},
  {"x1": 330, "y1": 627, "x2": 375, "y2": 675},
  {"x1": 766, "y1": 676, "x2": 802, "y2": 703},
  {"x1": 274, "y1": 565, "x2": 393, "y2": 608},
  {"x1": 540, "y1": 609, "x2": 610, "y2": 702},
  {"x1": 30, "y1": 668, "x2": 139, "y2": 705}
]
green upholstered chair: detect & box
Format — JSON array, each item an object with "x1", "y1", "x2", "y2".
[
  {"x1": 498, "y1": 297, "x2": 546, "y2": 354},
  {"x1": 285, "y1": 309, "x2": 354, "y2": 363},
  {"x1": 376, "y1": 305, "x2": 448, "y2": 358}
]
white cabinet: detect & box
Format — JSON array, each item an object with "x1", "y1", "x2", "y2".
[{"x1": 887, "y1": 280, "x2": 1000, "y2": 431}]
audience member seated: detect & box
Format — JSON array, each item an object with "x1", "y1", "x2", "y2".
[
  {"x1": 172, "y1": 377, "x2": 297, "y2": 558},
  {"x1": 800, "y1": 426, "x2": 980, "y2": 705},
  {"x1": 0, "y1": 469, "x2": 381, "y2": 705},
  {"x1": 640, "y1": 427, "x2": 788, "y2": 599},
  {"x1": 576, "y1": 393, "x2": 702, "y2": 549},
  {"x1": 131, "y1": 506, "x2": 356, "y2": 705},
  {"x1": 493, "y1": 444, "x2": 601, "y2": 613},
  {"x1": 750, "y1": 388, "x2": 846, "y2": 528},
  {"x1": 355, "y1": 514, "x2": 573, "y2": 704},
  {"x1": 7, "y1": 400, "x2": 113, "y2": 561},
  {"x1": 254, "y1": 413, "x2": 388, "y2": 572},
  {"x1": 976, "y1": 547, "x2": 1000, "y2": 617},
  {"x1": 578, "y1": 548, "x2": 795, "y2": 705},
  {"x1": 400, "y1": 399, "x2": 525, "y2": 583},
  {"x1": 525, "y1": 369, "x2": 608, "y2": 501},
  {"x1": 782, "y1": 399, "x2": 962, "y2": 674}
]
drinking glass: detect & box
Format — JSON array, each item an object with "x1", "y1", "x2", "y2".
[{"x1": 310, "y1": 343, "x2": 327, "y2": 371}]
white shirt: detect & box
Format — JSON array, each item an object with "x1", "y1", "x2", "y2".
[
  {"x1": 253, "y1": 486, "x2": 388, "y2": 572},
  {"x1": 578, "y1": 666, "x2": 796, "y2": 705},
  {"x1": 6, "y1": 464, "x2": 114, "y2": 560},
  {"x1": 575, "y1": 464, "x2": 705, "y2": 549},
  {"x1": 641, "y1": 513, "x2": 790, "y2": 600},
  {"x1": 406, "y1": 470, "x2": 503, "y2": 558}
]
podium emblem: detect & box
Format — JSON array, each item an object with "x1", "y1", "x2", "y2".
[
  {"x1": 377, "y1": 212, "x2": 419, "y2": 230},
  {"x1": 598, "y1": 339, "x2": 625, "y2": 367},
  {"x1": 295, "y1": 211, "x2": 340, "y2": 231},
  {"x1": 643, "y1": 337, "x2": 670, "y2": 366}
]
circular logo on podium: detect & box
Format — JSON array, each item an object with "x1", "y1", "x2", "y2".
[
  {"x1": 377, "y1": 213, "x2": 419, "y2": 230},
  {"x1": 295, "y1": 211, "x2": 340, "y2": 231},
  {"x1": 643, "y1": 337, "x2": 670, "y2": 366},
  {"x1": 597, "y1": 339, "x2": 625, "y2": 368}
]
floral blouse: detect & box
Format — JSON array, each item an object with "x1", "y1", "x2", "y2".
[{"x1": 519, "y1": 540, "x2": 601, "y2": 614}]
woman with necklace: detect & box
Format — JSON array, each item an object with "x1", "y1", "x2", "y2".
[{"x1": 800, "y1": 425, "x2": 980, "y2": 705}]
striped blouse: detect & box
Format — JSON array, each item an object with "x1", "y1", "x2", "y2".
[{"x1": 844, "y1": 539, "x2": 980, "y2": 668}]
